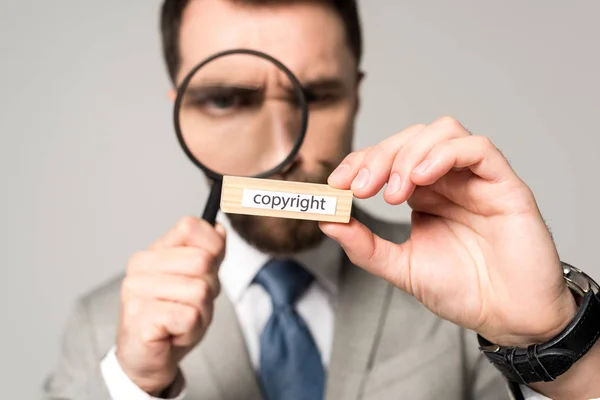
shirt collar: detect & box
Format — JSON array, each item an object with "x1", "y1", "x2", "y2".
[{"x1": 217, "y1": 213, "x2": 342, "y2": 303}]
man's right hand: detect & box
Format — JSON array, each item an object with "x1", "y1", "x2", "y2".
[{"x1": 116, "y1": 216, "x2": 226, "y2": 395}]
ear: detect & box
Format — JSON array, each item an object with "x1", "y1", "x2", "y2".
[
  {"x1": 357, "y1": 69, "x2": 365, "y2": 85},
  {"x1": 168, "y1": 89, "x2": 177, "y2": 102},
  {"x1": 353, "y1": 70, "x2": 365, "y2": 115}
]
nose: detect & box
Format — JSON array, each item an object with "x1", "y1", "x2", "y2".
[{"x1": 268, "y1": 100, "x2": 303, "y2": 169}]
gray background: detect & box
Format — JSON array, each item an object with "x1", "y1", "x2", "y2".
[{"x1": 1, "y1": 0, "x2": 598, "y2": 396}]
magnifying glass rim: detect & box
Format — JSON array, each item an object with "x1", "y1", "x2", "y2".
[{"x1": 173, "y1": 48, "x2": 309, "y2": 181}]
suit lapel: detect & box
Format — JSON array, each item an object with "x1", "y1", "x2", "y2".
[
  {"x1": 325, "y1": 209, "x2": 410, "y2": 400},
  {"x1": 182, "y1": 291, "x2": 264, "y2": 400}
]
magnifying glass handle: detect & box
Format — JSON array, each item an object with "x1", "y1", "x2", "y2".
[{"x1": 202, "y1": 180, "x2": 223, "y2": 226}]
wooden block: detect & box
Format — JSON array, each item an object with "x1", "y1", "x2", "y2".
[{"x1": 221, "y1": 175, "x2": 353, "y2": 223}]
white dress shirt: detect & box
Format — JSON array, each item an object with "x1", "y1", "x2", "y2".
[
  {"x1": 217, "y1": 214, "x2": 341, "y2": 369},
  {"x1": 99, "y1": 214, "x2": 586, "y2": 400}
]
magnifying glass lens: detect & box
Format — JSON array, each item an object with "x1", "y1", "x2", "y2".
[{"x1": 177, "y1": 53, "x2": 304, "y2": 177}]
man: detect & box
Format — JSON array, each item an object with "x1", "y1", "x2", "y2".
[{"x1": 43, "y1": 0, "x2": 600, "y2": 399}]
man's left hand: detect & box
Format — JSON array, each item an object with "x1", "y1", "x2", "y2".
[{"x1": 321, "y1": 116, "x2": 578, "y2": 348}]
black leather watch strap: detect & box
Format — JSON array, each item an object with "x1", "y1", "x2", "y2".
[{"x1": 477, "y1": 286, "x2": 600, "y2": 384}]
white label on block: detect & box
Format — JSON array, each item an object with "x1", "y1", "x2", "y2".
[{"x1": 241, "y1": 189, "x2": 338, "y2": 215}]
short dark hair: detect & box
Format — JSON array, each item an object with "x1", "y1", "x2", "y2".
[{"x1": 160, "y1": 0, "x2": 363, "y2": 84}]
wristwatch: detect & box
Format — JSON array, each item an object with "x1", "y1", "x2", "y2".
[{"x1": 477, "y1": 262, "x2": 600, "y2": 384}]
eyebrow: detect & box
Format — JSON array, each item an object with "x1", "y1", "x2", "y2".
[
  {"x1": 182, "y1": 83, "x2": 263, "y2": 99},
  {"x1": 298, "y1": 77, "x2": 347, "y2": 102},
  {"x1": 301, "y1": 77, "x2": 346, "y2": 92}
]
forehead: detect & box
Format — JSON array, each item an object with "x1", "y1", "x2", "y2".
[{"x1": 177, "y1": 0, "x2": 355, "y2": 84}]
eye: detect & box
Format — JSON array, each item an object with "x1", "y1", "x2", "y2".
[
  {"x1": 184, "y1": 86, "x2": 263, "y2": 117},
  {"x1": 208, "y1": 94, "x2": 237, "y2": 109},
  {"x1": 204, "y1": 93, "x2": 246, "y2": 114}
]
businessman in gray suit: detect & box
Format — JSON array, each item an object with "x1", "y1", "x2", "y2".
[{"x1": 44, "y1": 0, "x2": 600, "y2": 399}]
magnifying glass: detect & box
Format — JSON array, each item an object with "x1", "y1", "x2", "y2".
[{"x1": 173, "y1": 49, "x2": 308, "y2": 225}]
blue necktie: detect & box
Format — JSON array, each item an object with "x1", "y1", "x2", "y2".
[{"x1": 253, "y1": 259, "x2": 325, "y2": 400}]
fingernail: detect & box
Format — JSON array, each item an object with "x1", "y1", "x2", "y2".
[
  {"x1": 413, "y1": 160, "x2": 434, "y2": 174},
  {"x1": 330, "y1": 164, "x2": 350, "y2": 181},
  {"x1": 386, "y1": 173, "x2": 402, "y2": 195},
  {"x1": 351, "y1": 168, "x2": 370, "y2": 190},
  {"x1": 215, "y1": 224, "x2": 226, "y2": 237}
]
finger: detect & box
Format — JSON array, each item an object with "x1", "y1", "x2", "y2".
[
  {"x1": 128, "y1": 247, "x2": 225, "y2": 277},
  {"x1": 319, "y1": 218, "x2": 413, "y2": 295},
  {"x1": 162, "y1": 300, "x2": 212, "y2": 347},
  {"x1": 327, "y1": 148, "x2": 370, "y2": 189},
  {"x1": 170, "y1": 303, "x2": 212, "y2": 347},
  {"x1": 144, "y1": 300, "x2": 207, "y2": 347},
  {"x1": 150, "y1": 216, "x2": 226, "y2": 250},
  {"x1": 384, "y1": 116, "x2": 471, "y2": 205},
  {"x1": 406, "y1": 186, "x2": 483, "y2": 230},
  {"x1": 348, "y1": 124, "x2": 425, "y2": 198},
  {"x1": 409, "y1": 136, "x2": 536, "y2": 216},
  {"x1": 123, "y1": 273, "x2": 219, "y2": 312},
  {"x1": 428, "y1": 166, "x2": 535, "y2": 217},
  {"x1": 409, "y1": 135, "x2": 514, "y2": 185}
]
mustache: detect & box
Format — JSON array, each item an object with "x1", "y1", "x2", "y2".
[{"x1": 271, "y1": 160, "x2": 336, "y2": 184}]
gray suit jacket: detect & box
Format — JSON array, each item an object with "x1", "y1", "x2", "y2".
[{"x1": 43, "y1": 209, "x2": 517, "y2": 400}]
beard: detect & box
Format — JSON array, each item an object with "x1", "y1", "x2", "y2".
[{"x1": 226, "y1": 160, "x2": 336, "y2": 255}]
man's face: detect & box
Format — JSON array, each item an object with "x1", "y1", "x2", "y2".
[{"x1": 175, "y1": 0, "x2": 360, "y2": 254}]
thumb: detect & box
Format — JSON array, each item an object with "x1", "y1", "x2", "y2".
[{"x1": 319, "y1": 218, "x2": 413, "y2": 293}]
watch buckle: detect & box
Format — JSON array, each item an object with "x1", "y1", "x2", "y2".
[
  {"x1": 479, "y1": 344, "x2": 501, "y2": 353},
  {"x1": 562, "y1": 262, "x2": 600, "y2": 297}
]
